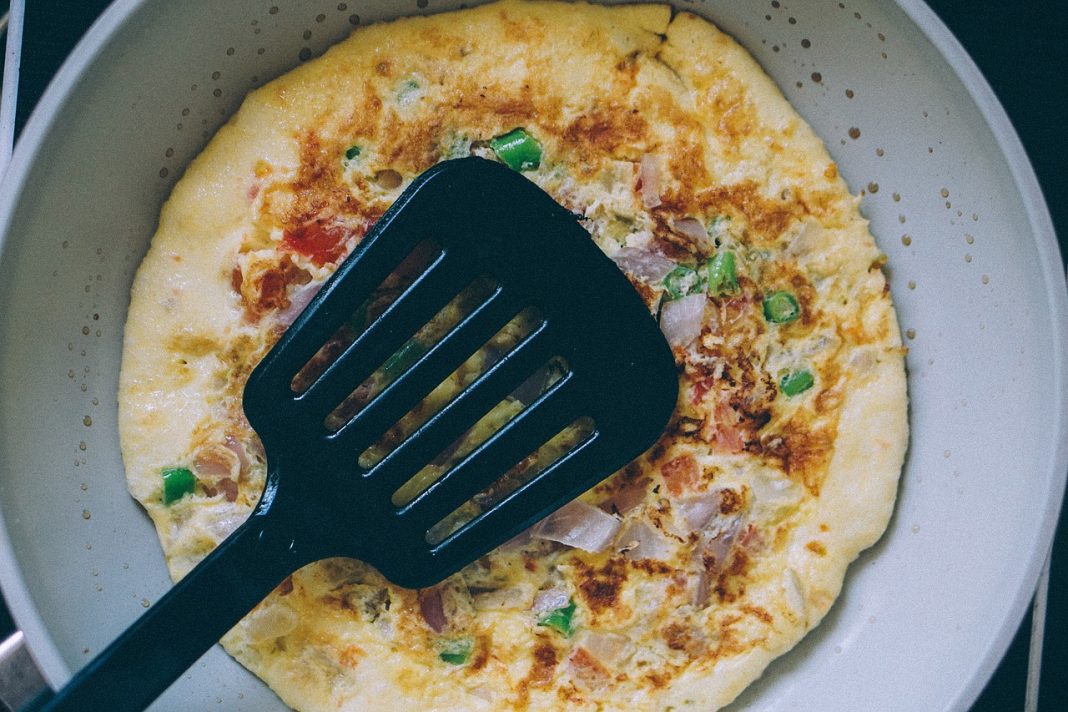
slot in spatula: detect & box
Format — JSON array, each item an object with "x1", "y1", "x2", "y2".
[{"x1": 37, "y1": 156, "x2": 677, "y2": 712}]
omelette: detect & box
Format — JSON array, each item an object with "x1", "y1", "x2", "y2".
[{"x1": 118, "y1": 1, "x2": 908, "y2": 710}]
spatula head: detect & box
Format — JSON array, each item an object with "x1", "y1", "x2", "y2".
[{"x1": 243, "y1": 157, "x2": 677, "y2": 588}]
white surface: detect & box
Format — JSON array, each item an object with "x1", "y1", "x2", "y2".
[{"x1": 0, "y1": 1, "x2": 1063, "y2": 711}]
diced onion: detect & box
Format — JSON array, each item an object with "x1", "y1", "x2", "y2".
[
  {"x1": 610, "y1": 247, "x2": 676, "y2": 284},
  {"x1": 244, "y1": 603, "x2": 298, "y2": 643},
  {"x1": 532, "y1": 500, "x2": 622, "y2": 553},
  {"x1": 532, "y1": 586, "x2": 571, "y2": 614},
  {"x1": 277, "y1": 281, "x2": 323, "y2": 326},
  {"x1": 223, "y1": 435, "x2": 251, "y2": 477},
  {"x1": 193, "y1": 444, "x2": 238, "y2": 482},
  {"x1": 575, "y1": 630, "x2": 632, "y2": 667},
  {"x1": 672, "y1": 217, "x2": 707, "y2": 243},
  {"x1": 418, "y1": 587, "x2": 447, "y2": 633},
  {"x1": 639, "y1": 154, "x2": 662, "y2": 209},
  {"x1": 616, "y1": 520, "x2": 673, "y2": 561},
  {"x1": 659, "y1": 293, "x2": 706, "y2": 347},
  {"x1": 675, "y1": 492, "x2": 723, "y2": 532},
  {"x1": 474, "y1": 584, "x2": 534, "y2": 611}
]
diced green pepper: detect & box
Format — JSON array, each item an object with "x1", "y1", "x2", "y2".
[
  {"x1": 381, "y1": 338, "x2": 428, "y2": 382},
  {"x1": 763, "y1": 290, "x2": 801, "y2": 324},
  {"x1": 438, "y1": 637, "x2": 474, "y2": 665},
  {"x1": 489, "y1": 128, "x2": 542, "y2": 171},
  {"x1": 344, "y1": 299, "x2": 369, "y2": 333},
  {"x1": 344, "y1": 145, "x2": 361, "y2": 161},
  {"x1": 537, "y1": 600, "x2": 577, "y2": 637},
  {"x1": 161, "y1": 467, "x2": 196, "y2": 505},
  {"x1": 780, "y1": 369, "x2": 814, "y2": 397},
  {"x1": 705, "y1": 251, "x2": 738, "y2": 295},
  {"x1": 662, "y1": 265, "x2": 699, "y2": 301}
]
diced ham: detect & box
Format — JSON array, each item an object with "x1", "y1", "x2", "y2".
[{"x1": 661, "y1": 454, "x2": 699, "y2": 497}]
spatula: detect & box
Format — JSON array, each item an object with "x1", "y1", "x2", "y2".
[{"x1": 35, "y1": 156, "x2": 678, "y2": 712}]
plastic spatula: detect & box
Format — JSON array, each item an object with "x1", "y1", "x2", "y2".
[{"x1": 37, "y1": 157, "x2": 678, "y2": 712}]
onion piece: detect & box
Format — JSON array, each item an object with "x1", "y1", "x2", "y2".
[
  {"x1": 601, "y1": 476, "x2": 650, "y2": 515},
  {"x1": 532, "y1": 500, "x2": 621, "y2": 553},
  {"x1": 532, "y1": 586, "x2": 571, "y2": 614},
  {"x1": 244, "y1": 603, "x2": 298, "y2": 643},
  {"x1": 418, "y1": 587, "x2": 447, "y2": 633},
  {"x1": 575, "y1": 630, "x2": 633, "y2": 667},
  {"x1": 223, "y1": 434, "x2": 250, "y2": 478},
  {"x1": 616, "y1": 520, "x2": 674, "y2": 561},
  {"x1": 193, "y1": 443, "x2": 239, "y2": 481},
  {"x1": 675, "y1": 492, "x2": 723, "y2": 532},
  {"x1": 659, "y1": 293, "x2": 706, "y2": 347},
  {"x1": 639, "y1": 154, "x2": 662, "y2": 209},
  {"x1": 277, "y1": 280, "x2": 323, "y2": 326},
  {"x1": 672, "y1": 217, "x2": 707, "y2": 243},
  {"x1": 474, "y1": 584, "x2": 534, "y2": 611},
  {"x1": 689, "y1": 503, "x2": 747, "y2": 608},
  {"x1": 610, "y1": 248, "x2": 676, "y2": 285}
]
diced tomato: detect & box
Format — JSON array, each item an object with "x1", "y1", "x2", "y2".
[{"x1": 282, "y1": 220, "x2": 350, "y2": 266}]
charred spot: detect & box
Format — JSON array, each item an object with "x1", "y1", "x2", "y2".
[
  {"x1": 718, "y1": 488, "x2": 744, "y2": 515},
  {"x1": 467, "y1": 633, "x2": 492, "y2": 673},
  {"x1": 575, "y1": 557, "x2": 628, "y2": 614},
  {"x1": 695, "y1": 181, "x2": 803, "y2": 243},
  {"x1": 562, "y1": 105, "x2": 647, "y2": 158},
  {"x1": 631, "y1": 559, "x2": 672, "y2": 576},
  {"x1": 662, "y1": 621, "x2": 690, "y2": 651},
  {"x1": 528, "y1": 639, "x2": 558, "y2": 687}
]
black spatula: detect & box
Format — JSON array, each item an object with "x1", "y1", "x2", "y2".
[{"x1": 36, "y1": 157, "x2": 677, "y2": 712}]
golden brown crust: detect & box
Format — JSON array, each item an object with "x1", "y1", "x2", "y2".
[{"x1": 118, "y1": 2, "x2": 907, "y2": 710}]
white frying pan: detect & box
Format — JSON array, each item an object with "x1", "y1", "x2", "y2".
[{"x1": 0, "y1": 1, "x2": 1064, "y2": 710}]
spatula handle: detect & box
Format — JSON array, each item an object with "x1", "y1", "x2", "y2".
[{"x1": 33, "y1": 516, "x2": 303, "y2": 712}]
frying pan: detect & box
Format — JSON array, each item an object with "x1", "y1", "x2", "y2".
[{"x1": 0, "y1": 1, "x2": 1064, "y2": 710}]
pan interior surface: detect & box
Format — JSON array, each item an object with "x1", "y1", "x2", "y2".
[{"x1": 0, "y1": 1, "x2": 1062, "y2": 710}]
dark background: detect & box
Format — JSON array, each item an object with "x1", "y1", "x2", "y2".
[{"x1": 1, "y1": 1, "x2": 1065, "y2": 710}]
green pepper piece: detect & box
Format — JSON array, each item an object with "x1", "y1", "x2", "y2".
[
  {"x1": 662, "y1": 265, "x2": 698, "y2": 301},
  {"x1": 538, "y1": 600, "x2": 577, "y2": 637},
  {"x1": 438, "y1": 637, "x2": 474, "y2": 665},
  {"x1": 763, "y1": 290, "x2": 801, "y2": 324},
  {"x1": 706, "y1": 251, "x2": 738, "y2": 295},
  {"x1": 161, "y1": 467, "x2": 196, "y2": 505},
  {"x1": 344, "y1": 145, "x2": 361, "y2": 161},
  {"x1": 381, "y1": 338, "x2": 428, "y2": 382},
  {"x1": 489, "y1": 128, "x2": 542, "y2": 171},
  {"x1": 780, "y1": 369, "x2": 814, "y2": 397}
]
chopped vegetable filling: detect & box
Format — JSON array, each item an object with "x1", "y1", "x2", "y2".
[
  {"x1": 780, "y1": 369, "x2": 814, "y2": 396},
  {"x1": 161, "y1": 466, "x2": 196, "y2": 505},
  {"x1": 705, "y1": 251, "x2": 738, "y2": 295},
  {"x1": 490, "y1": 128, "x2": 542, "y2": 171},
  {"x1": 763, "y1": 290, "x2": 801, "y2": 324},
  {"x1": 537, "y1": 600, "x2": 577, "y2": 637},
  {"x1": 438, "y1": 637, "x2": 474, "y2": 665}
]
